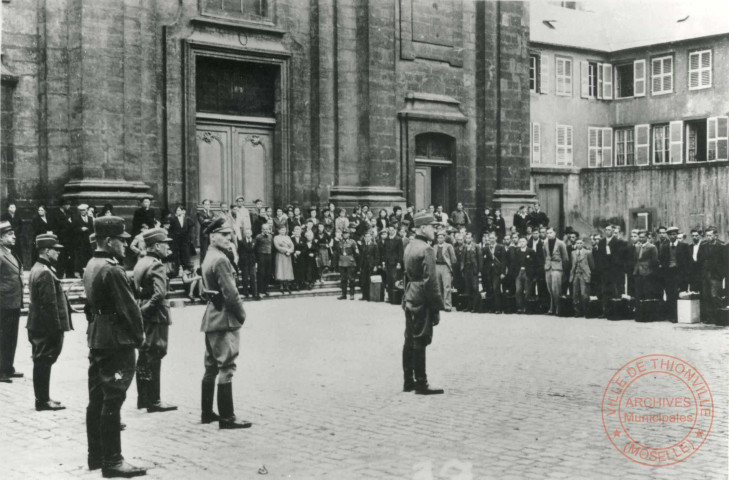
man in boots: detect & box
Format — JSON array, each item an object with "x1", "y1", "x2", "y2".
[
  {"x1": 27, "y1": 233, "x2": 73, "y2": 410},
  {"x1": 133, "y1": 228, "x2": 177, "y2": 413},
  {"x1": 200, "y1": 218, "x2": 251, "y2": 429},
  {"x1": 83, "y1": 216, "x2": 146, "y2": 477},
  {"x1": 402, "y1": 212, "x2": 445, "y2": 395},
  {"x1": 0, "y1": 221, "x2": 24, "y2": 383}
]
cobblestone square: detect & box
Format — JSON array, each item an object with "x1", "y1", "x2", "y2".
[{"x1": 1, "y1": 298, "x2": 727, "y2": 480}]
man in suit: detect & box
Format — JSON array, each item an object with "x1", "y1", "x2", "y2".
[
  {"x1": 434, "y1": 231, "x2": 457, "y2": 311},
  {"x1": 659, "y1": 226, "x2": 682, "y2": 321},
  {"x1": 238, "y1": 228, "x2": 258, "y2": 299},
  {"x1": 133, "y1": 228, "x2": 177, "y2": 414},
  {"x1": 200, "y1": 218, "x2": 251, "y2": 429},
  {"x1": 482, "y1": 232, "x2": 507, "y2": 314},
  {"x1": 50, "y1": 198, "x2": 75, "y2": 278},
  {"x1": 528, "y1": 202, "x2": 549, "y2": 230},
  {"x1": 132, "y1": 197, "x2": 157, "y2": 236},
  {"x1": 27, "y1": 233, "x2": 72, "y2": 410},
  {"x1": 382, "y1": 225, "x2": 403, "y2": 302},
  {"x1": 511, "y1": 237, "x2": 538, "y2": 313},
  {"x1": 358, "y1": 231, "x2": 380, "y2": 301},
  {"x1": 570, "y1": 237, "x2": 594, "y2": 317},
  {"x1": 543, "y1": 227, "x2": 570, "y2": 315},
  {"x1": 83, "y1": 217, "x2": 147, "y2": 476},
  {"x1": 197, "y1": 199, "x2": 215, "y2": 263},
  {"x1": 402, "y1": 212, "x2": 445, "y2": 395},
  {"x1": 529, "y1": 228, "x2": 549, "y2": 304},
  {"x1": 291, "y1": 225, "x2": 305, "y2": 290},
  {"x1": 633, "y1": 231, "x2": 659, "y2": 301},
  {"x1": 698, "y1": 227, "x2": 725, "y2": 324},
  {"x1": 512, "y1": 206, "x2": 527, "y2": 236},
  {"x1": 459, "y1": 232, "x2": 481, "y2": 312},
  {"x1": 594, "y1": 225, "x2": 627, "y2": 316},
  {"x1": 682, "y1": 229, "x2": 703, "y2": 292},
  {"x1": 72, "y1": 204, "x2": 94, "y2": 276},
  {"x1": 234, "y1": 195, "x2": 253, "y2": 238},
  {"x1": 254, "y1": 223, "x2": 273, "y2": 297},
  {"x1": 0, "y1": 221, "x2": 24, "y2": 382},
  {"x1": 626, "y1": 230, "x2": 640, "y2": 297}
]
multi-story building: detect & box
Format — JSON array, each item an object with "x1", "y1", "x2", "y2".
[{"x1": 529, "y1": 1, "x2": 729, "y2": 236}]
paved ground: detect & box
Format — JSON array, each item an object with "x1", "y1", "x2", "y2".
[{"x1": 1, "y1": 297, "x2": 727, "y2": 480}]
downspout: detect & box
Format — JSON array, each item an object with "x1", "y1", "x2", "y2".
[{"x1": 496, "y1": 0, "x2": 502, "y2": 190}]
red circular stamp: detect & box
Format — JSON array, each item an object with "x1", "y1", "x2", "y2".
[{"x1": 601, "y1": 354, "x2": 713, "y2": 467}]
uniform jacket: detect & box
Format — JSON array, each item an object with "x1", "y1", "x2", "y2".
[
  {"x1": 200, "y1": 245, "x2": 246, "y2": 332},
  {"x1": 0, "y1": 245, "x2": 23, "y2": 309},
  {"x1": 434, "y1": 242, "x2": 458, "y2": 273},
  {"x1": 358, "y1": 241, "x2": 380, "y2": 270},
  {"x1": 133, "y1": 253, "x2": 170, "y2": 325},
  {"x1": 383, "y1": 236, "x2": 403, "y2": 266},
  {"x1": 27, "y1": 258, "x2": 72, "y2": 333},
  {"x1": 482, "y1": 243, "x2": 507, "y2": 277},
  {"x1": 543, "y1": 238, "x2": 570, "y2": 272},
  {"x1": 698, "y1": 239, "x2": 726, "y2": 280},
  {"x1": 460, "y1": 243, "x2": 481, "y2": 276},
  {"x1": 570, "y1": 249, "x2": 595, "y2": 282},
  {"x1": 336, "y1": 238, "x2": 359, "y2": 267},
  {"x1": 83, "y1": 251, "x2": 144, "y2": 349},
  {"x1": 632, "y1": 242, "x2": 659, "y2": 277},
  {"x1": 403, "y1": 235, "x2": 445, "y2": 313}
]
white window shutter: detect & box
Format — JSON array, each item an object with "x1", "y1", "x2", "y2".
[
  {"x1": 651, "y1": 58, "x2": 662, "y2": 93},
  {"x1": 669, "y1": 120, "x2": 683, "y2": 164},
  {"x1": 707, "y1": 117, "x2": 718, "y2": 161},
  {"x1": 566, "y1": 125, "x2": 573, "y2": 164},
  {"x1": 664, "y1": 57, "x2": 673, "y2": 92},
  {"x1": 597, "y1": 63, "x2": 604, "y2": 99},
  {"x1": 565, "y1": 59, "x2": 572, "y2": 96},
  {"x1": 556, "y1": 125, "x2": 565, "y2": 165},
  {"x1": 580, "y1": 61, "x2": 589, "y2": 98},
  {"x1": 602, "y1": 64, "x2": 613, "y2": 99},
  {"x1": 717, "y1": 116, "x2": 728, "y2": 161},
  {"x1": 532, "y1": 123, "x2": 541, "y2": 164},
  {"x1": 588, "y1": 127, "x2": 598, "y2": 167},
  {"x1": 602, "y1": 128, "x2": 613, "y2": 167},
  {"x1": 689, "y1": 53, "x2": 700, "y2": 89},
  {"x1": 635, "y1": 124, "x2": 650, "y2": 165},
  {"x1": 634, "y1": 60, "x2": 646, "y2": 97},
  {"x1": 701, "y1": 51, "x2": 712, "y2": 88},
  {"x1": 540, "y1": 54, "x2": 549, "y2": 94}
]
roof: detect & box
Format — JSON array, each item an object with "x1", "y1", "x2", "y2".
[{"x1": 530, "y1": 0, "x2": 729, "y2": 52}]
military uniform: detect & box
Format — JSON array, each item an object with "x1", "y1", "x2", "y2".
[
  {"x1": 336, "y1": 233, "x2": 359, "y2": 299},
  {"x1": 27, "y1": 234, "x2": 72, "y2": 410},
  {"x1": 0, "y1": 220, "x2": 23, "y2": 381},
  {"x1": 133, "y1": 228, "x2": 176, "y2": 413},
  {"x1": 82, "y1": 217, "x2": 146, "y2": 476},
  {"x1": 200, "y1": 218, "x2": 251, "y2": 429},
  {"x1": 402, "y1": 213, "x2": 445, "y2": 395}
]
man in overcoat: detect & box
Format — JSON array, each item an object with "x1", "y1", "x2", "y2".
[
  {"x1": 27, "y1": 233, "x2": 72, "y2": 410},
  {"x1": 434, "y1": 231, "x2": 457, "y2": 311},
  {"x1": 543, "y1": 227, "x2": 570, "y2": 315},
  {"x1": 402, "y1": 212, "x2": 445, "y2": 395},
  {"x1": 358, "y1": 231, "x2": 380, "y2": 301},
  {"x1": 0, "y1": 220, "x2": 23, "y2": 382},
  {"x1": 133, "y1": 228, "x2": 177, "y2": 413},
  {"x1": 482, "y1": 232, "x2": 507, "y2": 313},
  {"x1": 594, "y1": 225, "x2": 628, "y2": 316}
]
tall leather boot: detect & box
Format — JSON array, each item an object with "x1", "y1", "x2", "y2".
[
  {"x1": 413, "y1": 348, "x2": 444, "y2": 395},
  {"x1": 217, "y1": 383, "x2": 252, "y2": 429},
  {"x1": 402, "y1": 346, "x2": 415, "y2": 392},
  {"x1": 100, "y1": 412, "x2": 146, "y2": 478},
  {"x1": 135, "y1": 354, "x2": 149, "y2": 410},
  {"x1": 87, "y1": 406, "x2": 103, "y2": 470},
  {"x1": 146, "y1": 361, "x2": 177, "y2": 413},
  {"x1": 201, "y1": 379, "x2": 219, "y2": 424}
]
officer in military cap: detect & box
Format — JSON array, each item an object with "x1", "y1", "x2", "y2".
[
  {"x1": 200, "y1": 217, "x2": 251, "y2": 429},
  {"x1": 0, "y1": 220, "x2": 23, "y2": 383},
  {"x1": 402, "y1": 212, "x2": 445, "y2": 395},
  {"x1": 27, "y1": 233, "x2": 72, "y2": 410},
  {"x1": 336, "y1": 226, "x2": 359, "y2": 300},
  {"x1": 133, "y1": 228, "x2": 177, "y2": 413},
  {"x1": 83, "y1": 216, "x2": 147, "y2": 477}
]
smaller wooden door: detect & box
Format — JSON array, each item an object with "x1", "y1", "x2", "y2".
[
  {"x1": 415, "y1": 166, "x2": 431, "y2": 211},
  {"x1": 537, "y1": 184, "x2": 563, "y2": 235}
]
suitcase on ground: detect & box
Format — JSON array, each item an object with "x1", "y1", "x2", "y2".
[
  {"x1": 585, "y1": 298, "x2": 602, "y2": 319},
  {"x1": 480, "y1": 293, "x2": 494, "y2": 313},
  {"x1": 557, "y1": 295, "x2": 574, "y2": 317},
  {"x1": 606, "y1": 298, "x2": 632, "y2": 320},
  {"x1": 368, "y1": 276, "x2": 383, "y2": 302},
  {"x1": 525, "y1": 298, "x2": 542, "y2": 315},
  {"x1": 677, "y1": 299, "x2": 700, "y2": 324},
  {"x1": 503, "y1": 294, "x2": 517, "y2": 314},
  {"x1": 635, "y1": 299, "x2": 663, "y2": 322},
  {"x1": 715, "y1": 308, "x2": 729, "y2": 326},
  {"x1": 389, "y1": 288, "x2": 403, "y2": 305}
]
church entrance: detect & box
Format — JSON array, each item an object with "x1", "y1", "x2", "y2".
[{"x1": 414, "y1": 133, "x2": 454, "y2": 211}]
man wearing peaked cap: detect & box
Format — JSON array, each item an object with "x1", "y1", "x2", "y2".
[
  {"x1": 83, "y1": 215, "x2": 147, "y2": 477},
  {"x1": 27, "y1": 233, "x2": 73, "y2": 411},
  {"x1": 72, "y1": 203, "x2": 95, "y2": 276},
  {"x1": 401, "y1": 211, "x2": 445, "y2": 395},
  {"x1": 133, "y1": 228, "x2": 177, "y2": 414},
  {"x1": 0, "y1": 220, "x2": 24, "y2": 382},
  {"x1": 659, "y1": 226, "x2": 682, "y2": 322}
]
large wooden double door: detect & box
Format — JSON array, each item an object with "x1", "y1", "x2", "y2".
[{"x1": 196, "y1": 119, "x2": 274, "y2": 207}]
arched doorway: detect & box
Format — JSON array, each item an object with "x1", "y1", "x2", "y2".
[{"x1": 414, "y1": 133, "x2": 454, "y2": 211}]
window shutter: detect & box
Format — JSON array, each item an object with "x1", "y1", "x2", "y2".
[
  {"x1": 540, "y1": 54, "x2": 549, "y2": 94},
  {"x1": 664, "y1": 57, "x2": 673, "y2": 92},
  {"x1": 707, "y1": 117, "x2": 718, "y2": 161},
  {"x1": 602, "y1": 128, "x2": 613, "y2": 167},
  {"x1": 689, "y1": 53, "x2": 700, "y2": 89},
  {"x1": 588, "y1": 127, "x2": 599, "y2": 167},
  {"x1": 651, "y1": 58, "x2": 662, "y2": 93},
  {"x1": 565, "y1": 125, "x2": 573, "y2": 165},
  {"x1": 635, "y1": 124, "x2": 650, "y2": 165},
  {"x1": 580, "y1": 61, "x2": 589, "y2": 98},
  {"x1": 565, "y1": 59, "x2": 572, "y2": 96},
  {"x1": 556, "y1": 125, "x2": 565, "y2": 165},
  {"x1": 701, "y1": 51, "x2": 712, "y2": 88},
  {"x1": 633, "y1": 60, "x2": 646, "y2": 97},
  {"x1": 597, "y1": 63, "x2": 604, "y2": 99},
  {"x1": 717, "y1": 116, "x2": 728, "y2": 161},
  {"x1": 532, "y1": 123, "x2": 541, "y2": 164},
  {"x1": 669, "y1": 120, "x2": 683, "y2": 164},
  {"x1": 602, "y1": 64, "x2": 613, "y2": 99}
]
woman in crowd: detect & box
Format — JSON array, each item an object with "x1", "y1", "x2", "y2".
[
  {"x1": 273, "y1": 225, "x2": 295, "y2": 294},
  {"x1": 376, "y1": 209, "x2": 389, "y2": 232},
  {"x1": 288, "y1": 206, "x2": 304, "y2": 233},
  {"x1": 31, "y1": 204, "x2": 52, "y2": 263},
  {"x1": 335, "y1": 208, "x2": 349, "y2": 234},
  {"x1": 322, "y1": 210, "x2": 334, "y2": 231},
  {"x1": 315, "y1": 223, "x2": 332, "y2": 278},
  {"x1": 308, "y1": 207, "x2": 319, "y2": 226},
  {"x1": 100, "y1": 204, "x2": 115, "y2": 217},
  {"x1": 494, "y1": 209, "x2": 507, "y2": 241},
  {"x1": 273, "y1": 207, "x2": 288, "y2": 235}
]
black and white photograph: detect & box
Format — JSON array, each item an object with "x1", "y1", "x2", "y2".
[{"x1": 0, "y1": 0, "x2": 727, "y2": 478}]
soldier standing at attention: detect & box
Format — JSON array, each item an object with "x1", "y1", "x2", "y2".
[
  {"x1": 0, "y1": 220, "x2": 24, "y2": 383},
  {"x1": 83, "y1": 216, "x2": 147, "y2": 477},
  {"x1": 200, "y1": 218, "x2": 252, "y2": 429},
  {"x1": 27, "y1": 233, "x2": 72, "y2": 411},
  {"x1": 402, "y1": 212, "x2": 445, "y2": 395},
  {"x1": 133, "y1": 228, "x2": 177, "y2": 413}
]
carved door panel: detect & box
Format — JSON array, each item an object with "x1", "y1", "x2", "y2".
[
  {"x1": 196, "y1": 125, "x2": 231, "y2": 205},
  {"x1": 415, "y1": 166, "x2": 431, "y2": 211},
  {"x1": 234, "y1": 126, "x2": 274, "y2": 207}
]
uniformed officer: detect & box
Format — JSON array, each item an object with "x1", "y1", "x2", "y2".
[
  {"x1": 200, "y1": 217, "x2": 252, "y2": 429},
  {"x1": 402, "y1": 212, "x2": 445, "y2": 395},
  {"x1": 27, "y1": 233, "x2": 72, "y2": 410},
  {"x1": 336, "y1": 227, "x2": 360, "y2": 300},
  {"x1": 133, "y1": 228, "x2": 177, "y2": 413},
  {"x1": 83, "y1": 216, "x2": 147, "y2": 477}
]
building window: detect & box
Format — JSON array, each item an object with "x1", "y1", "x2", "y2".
[
  {"x1": 615, "y1": 64, "x2": 634, "y2": 98},
  {"x1": 685, "y1": 119, "x2": 707, "y2": 162},
  {"x1": 588, "y1": 62, "x2": 598, "y2": 97},
  {"x1": 415, "y1": 133, "x2": 453, "y2": 161},
  {"x1": 196, "y1": 57, "x2": 277, "y2": 117},
  {"x1": 652, "y1": 124, "x2": 670, "y2": 164},
  {"x1": 651, "y1": 56, "x2": 673, "y2": 95},
  {"x1": 556, "y1": 124, "x2": 573, "y2": 165},
  {"x1": 688, "y1": 50, "x2": 712, "y2": 90},
  {"x1": 555, "y1": 57, "x2": 572, "y2": 96},
  {"x1": 202, "y1": 0, "x2": 273, "y2": 23},
  {"x1": 615, "y1": 128, "x2": 634, "y2": 166},
  {"x1": 530, "y1": 54, "x2": 540, "y2": 92}
]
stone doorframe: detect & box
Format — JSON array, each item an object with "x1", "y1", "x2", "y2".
[{"x1": 182, "y1": 40, "x2": 291, "y2": 210}]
